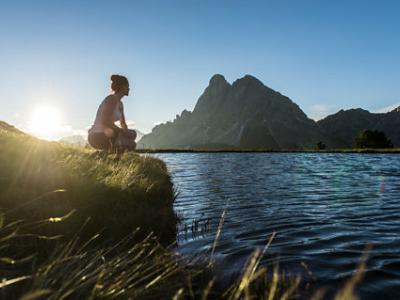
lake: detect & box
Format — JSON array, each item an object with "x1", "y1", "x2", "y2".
[{"x1": 150, "y1": 153, "x2": 400, "y2": 299}]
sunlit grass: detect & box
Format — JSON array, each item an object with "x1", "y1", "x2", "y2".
[{"x1": 0, "y1": 121, "x2": 177, "y2": 242}]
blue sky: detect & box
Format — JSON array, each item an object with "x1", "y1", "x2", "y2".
[{"x1": 1, "y1": 0, "x2": 400, "y2": 138}]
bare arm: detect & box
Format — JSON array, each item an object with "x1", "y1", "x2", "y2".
[
  {"x1": 119, "y1": 102, "x2": 129, "y2": 130},
  {"x1": 101, "y1": 96, "x2": 120, "y2": 133}
]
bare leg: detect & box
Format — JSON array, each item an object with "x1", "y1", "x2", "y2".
[
  {"x1": 122, "y1": 129, "x2": 137, "y2": 140},
  {"x1": 115, "y1": 130, "x2": 137, "y2": 153}
]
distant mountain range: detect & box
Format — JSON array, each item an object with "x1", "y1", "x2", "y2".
[
  {"x1": 138, "y1": 74, "x2": 400, "y2": 149},
  {"x1": 59, "y1": 135, "x2": 88, "y2": 146}
]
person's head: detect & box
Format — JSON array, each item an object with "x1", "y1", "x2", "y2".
[{"x1": 111, "y1": 74, "x2": 130, "y2": 96}]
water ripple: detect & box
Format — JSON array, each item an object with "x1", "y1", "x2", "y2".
[{"x1": 150, "y1": 153, "x2": 400, "y2": 299}]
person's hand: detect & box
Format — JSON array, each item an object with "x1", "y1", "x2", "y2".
[{"x1": 104, "y1": 128, "x2": 115, "y2": 138}]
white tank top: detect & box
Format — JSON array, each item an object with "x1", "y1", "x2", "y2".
[{"x1": 89, "y1": 96, "x2": 123, "y2": 134}]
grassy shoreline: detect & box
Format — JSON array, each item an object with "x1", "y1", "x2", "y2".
[{"x1": 0, "y1": 121, "x2": 178, "y2": 242}]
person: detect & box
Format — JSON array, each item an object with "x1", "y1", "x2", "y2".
[{"x1": 88, "y1": 74, "x2": 137, "y2": 153}]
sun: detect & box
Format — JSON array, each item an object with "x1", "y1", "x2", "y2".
[{"x1": 29, "y1": 106, "x2": 63, "y2": 140}]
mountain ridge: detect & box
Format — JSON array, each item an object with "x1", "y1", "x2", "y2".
[
  {"x1": 138, "y1": 74, "x2": 400, "y2": 149},
  {"x1": 317, "y1": 106, "x2": 400, "y2": 147}
]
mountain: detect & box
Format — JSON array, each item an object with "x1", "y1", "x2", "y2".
[
  {"x1": 138, "y1": 74, "x2": 328, "y2": 150},
  {"x1": 317, "y1": 107, "x2": 400, "y2": 147},
  {"x1": 138, "y1": 74, "x2": 400, "y2": 149},
  {"x1": 135, "y1": 129, "x2": 145, "y2": 142},
  {"x1": 0, "y1": 121, "x2": 25, "y2": 135},
  {"x1": 59, "y1": 135, "x2": 87, "y2": 146}
]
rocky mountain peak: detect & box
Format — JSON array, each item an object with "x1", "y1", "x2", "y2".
[
  {"x1": 209, "y1": 74, "x2": 228, "y2": 86},
  {"x1": 193, "y1": 74, "x2": 231, "y2": 116},
  {"x1": 232, "y1": 74, "x2": 265, "y2": 88},
  {"x1": 139, "y1": 73, "x2": 327, "y2": 149}
]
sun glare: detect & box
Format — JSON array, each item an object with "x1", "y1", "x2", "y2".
[{"x1": 29, "y1": 106, "x2": 63, "y2": 140}]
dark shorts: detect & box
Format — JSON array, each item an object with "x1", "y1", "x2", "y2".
[
  {"x1": 88, "y1": 132, "x2": 116, "y2": 150},
  {"x1": 88, "y1": 129, "x2": 137, "y2": 151}
]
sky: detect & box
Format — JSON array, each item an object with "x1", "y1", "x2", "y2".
[{"x1": 1, "y1": 0, "x2": 400, "y2": 139}]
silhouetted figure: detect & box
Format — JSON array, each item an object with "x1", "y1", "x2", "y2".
[{"x1": 88, "y1": 75, "x2": 137, "y2": 153}]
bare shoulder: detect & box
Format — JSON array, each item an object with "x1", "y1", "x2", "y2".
[
  {"x1": 103, "y1": 94, "x2": 118, "y2": 105},
  {"x1": 105, "y1": 94, "x2": 117, "y2": 101}
]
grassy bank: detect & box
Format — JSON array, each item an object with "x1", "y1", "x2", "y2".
[
  {"x1": 0, "y1": 121, "x2": 366, "y2": 299},
  {"x1": 0, "y1": 121, "x2": 178, "y2": 242},
  {"x1": 0, "y1": 121, "x2": 192, "y2": 299}
]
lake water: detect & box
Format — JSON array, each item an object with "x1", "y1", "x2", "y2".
[{"x1": 151, "y1": 153, "x2": 400, "y2": 299}]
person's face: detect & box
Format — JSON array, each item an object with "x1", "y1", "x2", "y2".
[{"x1": 123, "y1": 84, "x2": 130, "y2": 96}]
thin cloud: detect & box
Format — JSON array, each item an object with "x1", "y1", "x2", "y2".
[
  {"x1": 374, "y1": 102, "x2": 400, "y2": 113},
  {"x1": 125, "y1": 120, "x2": 136, "y2": 127},
  {"x1": 308, "y1": 104, "x2": 337, "y2": 121}
]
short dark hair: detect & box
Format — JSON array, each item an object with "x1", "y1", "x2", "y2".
[{"x1": 111, "y1": 74, "x2": 129, "y2": 92}]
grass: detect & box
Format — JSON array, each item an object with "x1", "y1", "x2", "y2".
[
  {"x1": 0, "y1": 121, "x2": 368, "y2": 299},
  {"x1": 0, "y1": 217, "x2": 202, "y2": 300}
]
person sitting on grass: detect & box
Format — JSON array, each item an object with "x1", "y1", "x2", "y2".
[{"x1": 88, "y1": 74, "x2": 137, "y2": 153}]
